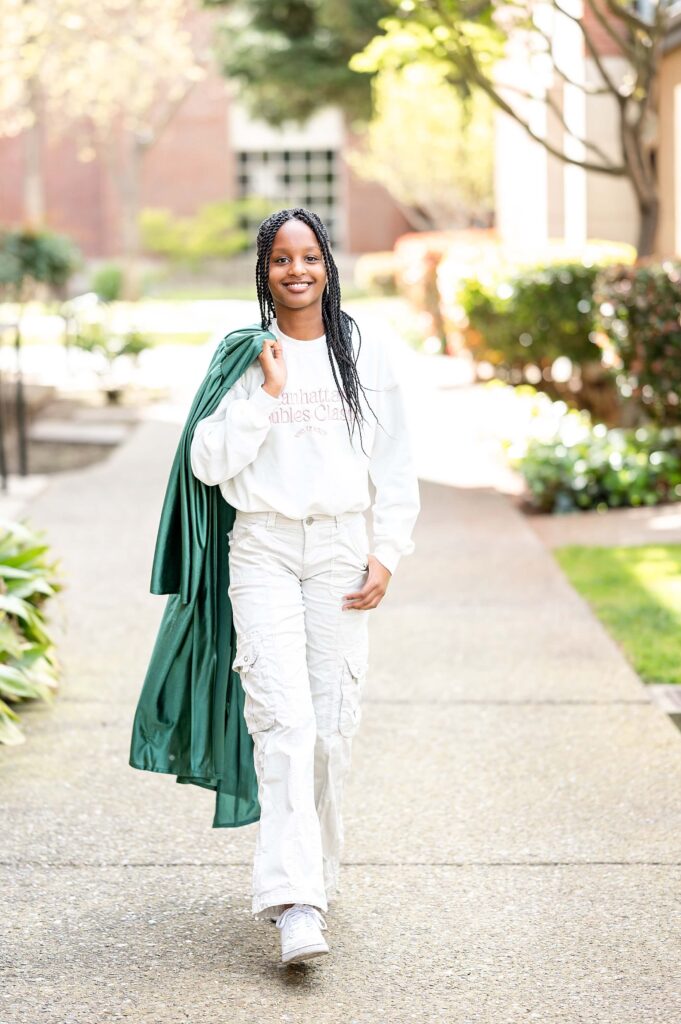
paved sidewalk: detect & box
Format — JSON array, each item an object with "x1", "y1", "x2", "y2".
[
  {"x1": 2, "y1": 333, "x2": 681, "y2": 1023},
  {"x1": 528, "y1": 501, "x2": 681, "y2": 549}
]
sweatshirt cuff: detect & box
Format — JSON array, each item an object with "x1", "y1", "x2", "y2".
[
  {"x1": 371, "y1": 545, "x2": 401, "y2": 577},
  {"x1": 248, "y1": 385, "x2": 282, "y2": 425}
]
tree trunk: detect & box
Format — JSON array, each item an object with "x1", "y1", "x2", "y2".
[
  {"x1": 637, "y1": 195, "x2": 659, "y2": 259},
  {"x1": 119, "y1": 135, "x2": 144, "y2": 300},
  {"x1": 23, "y1": 79, "x2": 45, "y2": 225}
]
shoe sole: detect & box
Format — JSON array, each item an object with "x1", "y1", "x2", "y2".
[{"x1": 281, "y1": 942, "x2": 330, "y2": 965}]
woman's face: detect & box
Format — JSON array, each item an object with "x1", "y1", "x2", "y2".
[{"x1": 267, "y1": 219, "x2": 327, "y2": 314}]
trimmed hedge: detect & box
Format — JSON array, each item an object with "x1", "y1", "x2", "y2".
[
  {"x1": 458, "y1": 261, "x2": 600, "y2": 370},
  {"x1": 593, "y1": 260, "x2": 681, "y2": 426}
]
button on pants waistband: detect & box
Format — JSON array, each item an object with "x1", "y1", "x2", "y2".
[{"x1": 234, "y1": 509, "x2": 362, "y2": 529}]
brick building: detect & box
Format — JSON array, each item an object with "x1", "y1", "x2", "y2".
[{"x1": 0, "y1": 52, "x2": 409, "y2": 259}]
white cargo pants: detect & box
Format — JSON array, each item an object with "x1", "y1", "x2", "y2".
[{"x1": 227, "y1": 508, "x2": 370, "y2": 923}]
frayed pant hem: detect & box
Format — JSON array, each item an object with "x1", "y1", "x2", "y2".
[{"x1": 252, "y1": 891, "x2": 329, "y2": 923}]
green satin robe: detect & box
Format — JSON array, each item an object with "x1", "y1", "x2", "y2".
[{"x1": 128, "y1": 323, "x2": 276, "y2": 827}]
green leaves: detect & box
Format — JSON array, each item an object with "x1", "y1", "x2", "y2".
[
  {"x1": 511, "y1": 410, "x2": 681, "y2": 514},
  {"x1": 0, "y1": 227, "x2": 82, "y2": 304},
  {"x1": 593, "y1": 261, "x2": 681, "y2": 426},
  {"x1": 458, "y1": 260, "x2": 603, "y2": 369},
  {"x1": 139, "y1": 199, "x2": 275, "y2": 270},
  {"x1": 209, "y1": 0, "x2": 392, "y2": 125},
  {"x1": 0, "y1": 520, "x2": 62, "y2": 745}
]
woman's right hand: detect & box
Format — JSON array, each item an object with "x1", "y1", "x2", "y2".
[{"x1": 259, "y1": 337, "x2": 287, "y2": 398}]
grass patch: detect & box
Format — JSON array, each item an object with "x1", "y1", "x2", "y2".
[{"x1": 555, "y1": 544, "x2": 681, "y2": 685}]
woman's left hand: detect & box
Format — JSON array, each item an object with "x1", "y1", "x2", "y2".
[{"x1": 342, "y1": 556, "x2": 391, "y2": 610}]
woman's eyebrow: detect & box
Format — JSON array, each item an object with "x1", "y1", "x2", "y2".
[{"x1": 270, "y1": 246, "x2": 322, "y2": 255}]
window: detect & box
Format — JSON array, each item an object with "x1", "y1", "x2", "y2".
[{"x1": 235, "y1": 149, "x2": 340, "y2": 246}]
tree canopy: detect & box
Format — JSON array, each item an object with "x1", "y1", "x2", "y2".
[
  {"x1": 203, "y1": 0, "x2": 392, "y2": 124},
  {"x1": 350, "y1": 0, "x2": 670, "y2": 255}
]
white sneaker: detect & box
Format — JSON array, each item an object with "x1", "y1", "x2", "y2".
[{"x1": 275, "y1": 903, "x2": 330, "y2": 964}]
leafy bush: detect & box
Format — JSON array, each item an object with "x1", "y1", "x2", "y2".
[
  {"x1": 391, "y1": 231, "x2": 634, "y2": 353},
  {"x1": 140, "y1": 197, "x2": 276, "y2": 269},
  {"x1": 91, "y1": 264, "x2": 123, "y2": 303},
  {"x1": 73, "y1": 323, "x2": 150, "y2": 362},
  {"x1": 0, "y1": 226, "x2": 82, "y2": 302},
  {"x1": 72, "y1": 323, "x2": 151, "y2": 402},
  {"x1": 592, "y1": 260, "x2": 681, "y2": 426},
  {"x1": 0, "y1": 520, "x2": 63, "y2": 745},
  {"x1": 455, "y1": 257, "x2": 641, "y2": 422},
  {"x1": 458, "y1": 262, "x2": 599, "y2": 369},
  {"x1": 504, "y1": 388, "x2": 681, "y2": 513}
]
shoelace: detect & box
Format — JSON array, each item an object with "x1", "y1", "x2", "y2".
[{"x1": 275, "y1": 903, "x2": 328, "y2": 935}]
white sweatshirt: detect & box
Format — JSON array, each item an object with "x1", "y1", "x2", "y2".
[{"x1": 189, "y1": 318, "x2": 420, "y2": 575}]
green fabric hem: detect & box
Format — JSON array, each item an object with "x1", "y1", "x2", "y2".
[
  {"x1": 211, "y1": 814, "x2": 260, "y2": 829},
  {"x1": 128, "y1": 757, "x2": 216, "y2": 780}
]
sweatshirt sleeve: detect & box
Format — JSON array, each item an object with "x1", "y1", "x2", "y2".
[
  {"x1": 368, "y1": 348, "x2": 421, "y2": 576},
  {"x1": 189, "y1": 375, "x2": 283, "y2": 486}
]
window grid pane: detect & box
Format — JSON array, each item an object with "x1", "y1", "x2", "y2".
[{"x1": 236, "y1": 148, "x2": 341, "y2": 246}]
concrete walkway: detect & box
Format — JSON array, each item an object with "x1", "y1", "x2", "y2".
[
  {"x1": 2, "y1": 334, "x2": 681, "y2": 1022},
  {"x1": 528, "y1": 501, "x2": 681, "y2": 549}
]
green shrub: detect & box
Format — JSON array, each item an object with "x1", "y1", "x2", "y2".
[
  {"x1": 0, "y1": 226, "x2": 82, "y2": 302},
  {"x1": 72, "y1": 323, "x2": 151, "y2": 401},
  {"x1": 505, "y1": 389, "x2": 681, "y2": 513},
  {"x1": 0, "y1": 520, "x2": 63, "y2": 745},
  {"x1": 518, "y1": 425, "x2": 681, "y2": 513},
  {"x1": 458, "y1": 261, "x2": 600, "y2": 370},
  {"x1": 91, "y1": 264, "x2": 123, "y2": 303},
  {"x1": 73, "y1": 323, "x2": 150, "y2": 362},
  {"x1": 593, "y1": 260, "x2": 681, "y2": 426},
  {"x1": 140, "y1": 197, "x2": 276, "y2": 269}
]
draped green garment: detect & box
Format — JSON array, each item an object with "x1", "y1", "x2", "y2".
[{"x1": 128, "y1": 323, "x2": 276, "y2": 828}]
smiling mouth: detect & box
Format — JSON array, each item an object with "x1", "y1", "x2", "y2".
[{"x1": 283, "y1": 282, "x2": 314, "y2": 292}]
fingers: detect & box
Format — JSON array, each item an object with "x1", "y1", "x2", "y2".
[
  {"x1": 342, "y1": 582, "x2": 384, "y2": 611},
  {"x1": 343, "y1": 598, "x2": 380, "y2": 610},
  {"x1": 259, "y1": 338, "x2": 282, "y2": 362}
]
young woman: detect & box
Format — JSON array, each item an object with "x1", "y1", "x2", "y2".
[{"x1": 189, "y1": 207, "x2": 420, "y2": 965}]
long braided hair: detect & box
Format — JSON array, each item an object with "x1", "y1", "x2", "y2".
[{"x1": 255, "y1": 207, "x2": 379, "y2": 456}]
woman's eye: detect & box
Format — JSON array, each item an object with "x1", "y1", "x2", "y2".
[{"x1": 271, "y1": 255, "x2": 320, "y2": 265}]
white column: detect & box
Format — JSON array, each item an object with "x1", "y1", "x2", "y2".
[
  {"x1": 674, "y1": 83, "x2": 681, "y2": 254},
  {"x1": 553, "y1": 0, "x2": 587, "y2": 246}
]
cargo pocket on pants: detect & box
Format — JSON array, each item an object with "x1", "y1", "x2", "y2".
[
  {"x1": 232, "y1": 631, "x2": 276, "y2": 735},
  {"x1": 338, "y1": 651, "x2": 368, "y2": 738}
]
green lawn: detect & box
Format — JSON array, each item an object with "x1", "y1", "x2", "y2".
[{"x1": 555, "y1": 544, "x2": 681, "y2": 685}]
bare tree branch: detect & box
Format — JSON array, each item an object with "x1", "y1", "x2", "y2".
[
  {"x1": 431, "y1": 0, "x2": 625, "y2": 171},
  {"x1": 497, "y1": 81, "x2": 618, "y2": 165},
  {"x1": 582, "y1": 0, "x2": 638, "y2": 61},
  {"x1": 530, "y1": 21, "x2": 612, "y2": 95},
  {"x1": 601, "y1": 0, "x2": 659, "y2": 34},
  {"x1": 552, "y1": 0, "x2": 623, "y2": 99},
  {"x1": 449, "y1": 64, "x2": 625, "y2": 173}
]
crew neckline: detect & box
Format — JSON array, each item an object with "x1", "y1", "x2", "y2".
[{"x1": 272, "y1": 320, "x2": 326, "y2": 344}]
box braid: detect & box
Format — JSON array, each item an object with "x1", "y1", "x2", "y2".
[{"x1": 255, "y1": 207, "x2": 381, "y2": 457}]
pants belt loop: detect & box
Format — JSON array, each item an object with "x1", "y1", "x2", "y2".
[{"x1": 266, "y1": 510, "x2": 276, "y2": 528}]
